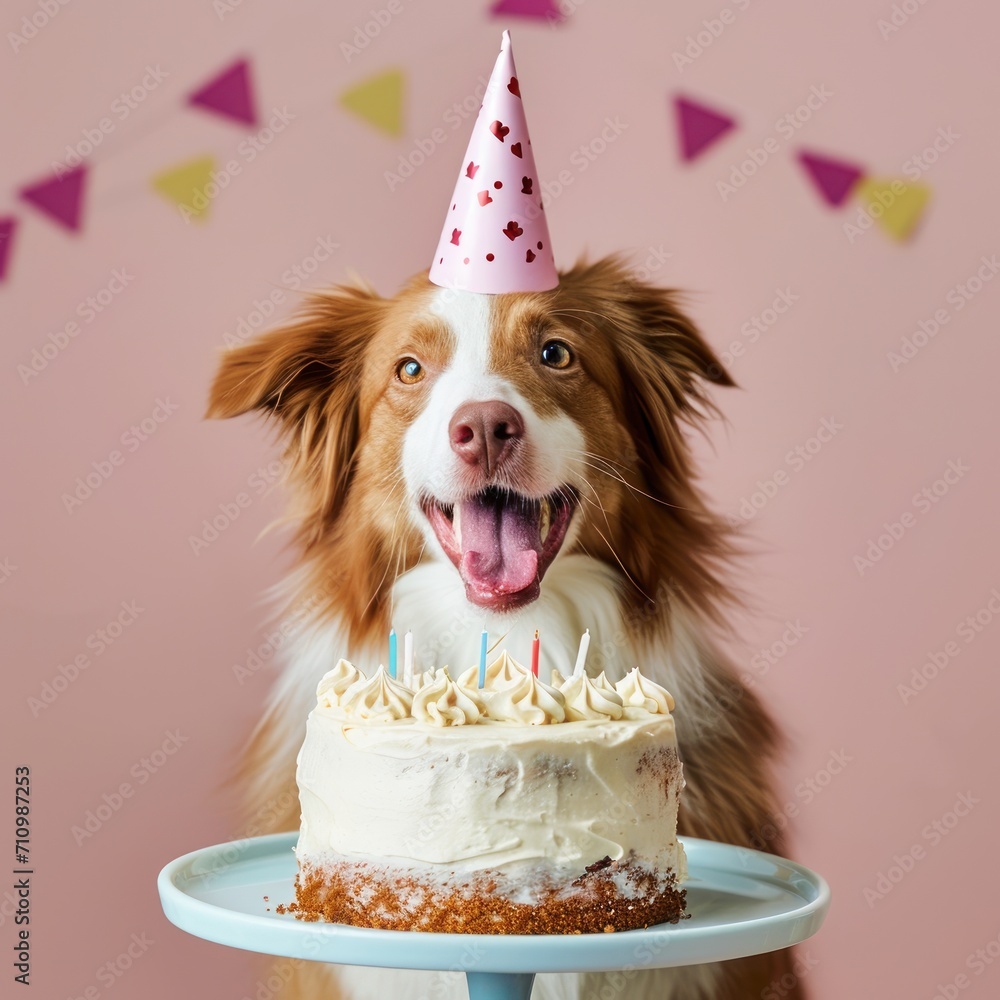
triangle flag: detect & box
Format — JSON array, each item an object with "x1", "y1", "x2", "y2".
[
  {"x1": 0, "y1": 218, "x2": 17, "y2": 282},
  {"x1": 798, "y1": 150, "x2": 864, "y2": 207},
  {"x1": 152, "y1": 156, "x2": 218, "y2": 222},
  {"x1": 855, "y1": 178, "x2": 931, "y2": 241},
  {"x1": 490, "y1": 0, "x2": 565, "y2": 21},
  {"x1": 674, "y1": 96, "x2": 736, "y2": 162},
  {"x1": 340, "y1": 69, "x2": 404, "y2": 136},
  {"x1": 189, "y1": 59, "x2": 257, "y2": 126},
  {"x1": 19, "y1": 166, "x2": 88, "y2": 232}
]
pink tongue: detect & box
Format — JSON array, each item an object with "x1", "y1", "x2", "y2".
[{"x1": 459, "y1": 494, "x2": 541, "y2": 598}]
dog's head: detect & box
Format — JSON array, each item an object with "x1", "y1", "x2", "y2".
[{"x1": 208, "y1": 257, "x2": 732, "y2": 636}]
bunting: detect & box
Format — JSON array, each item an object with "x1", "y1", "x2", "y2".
[
  {"x1": 674, "y1": 96, "x2": 737, "y2": 162},
  {"x1": 797, "y1": 148, "x2": 932, "y2": 241},
  {"x1": 0, "y1": 46, "x2": 943, "y2": 285},
  {"x1": 152, "y1": 157, "x2": 219, "y2": 222},
  {"x1": 340, "y1": 69, "x2": 405, "y2": 136},
  {"x1": 19, "y1": 166, "x2": 88, "y2": 232},
  {"x1": 798, "y1": 151, "x2": 864, "y2": 207},
  {"x1": 489, "y1": 0, "x2": 565, "y2": 21},
  {"x1": 854, "y1": 178, "x2": 931, "y2": 241},
  {"x1": 188, "y1": 59, "x2": 258, "y2": 126}
]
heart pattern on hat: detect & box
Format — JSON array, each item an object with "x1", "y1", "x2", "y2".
[{"x1": 428, "y1": 31, "x2": 559, "y2": 294}]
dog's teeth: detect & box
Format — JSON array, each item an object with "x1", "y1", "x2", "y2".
[
  {"x1": 540, "y1": 497, "x2": 551, "y2": 543},
  {"x1": 453, "y1": 503, "x2": 462, "y2": 547}
]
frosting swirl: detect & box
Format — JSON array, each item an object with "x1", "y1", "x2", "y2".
[
  {"x1": 340, "y1": 664, "x2": 414, "y2": 722},
  {"x1": 316, "y1": 658, "x2": 363, "y2": 709},
  {"x1": 412, "y1": 668, "x2": 441, "y2": 690},
  {"x1": 458, "y1": 650, "x2": 530, "y2": 691},
  {"x1": 411, "y1": 669, "x2": 486, "y2": 727},
  {"x1": 592, "y1": 670, "x2": 618, "y2": 694},
  {"x1": 615, "y1": 668, "x2": 675, "y2": 716},
  {"x1": 487, "y1": 671, "x2": 566, "y2": 725},
  {"x1": 559, "y1": 672, "x2": 625, "y2": 721}
]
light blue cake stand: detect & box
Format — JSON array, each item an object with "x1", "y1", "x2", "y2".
[{"x1": 158, "y1": 832, "x2": 829, "y2": 1000}]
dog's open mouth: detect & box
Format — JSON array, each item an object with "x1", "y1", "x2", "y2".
[{"x1": 422, "y1": 487, "x2": 577, "y2": 611}]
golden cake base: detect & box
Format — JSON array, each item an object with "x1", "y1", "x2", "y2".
[{"x1": 282, "y1": 857, "x2": 687, "y2": 935}]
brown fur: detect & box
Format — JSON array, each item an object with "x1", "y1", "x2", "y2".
[{"x1": 208, "y1": 257, "x2": 805, "y2": 1000}]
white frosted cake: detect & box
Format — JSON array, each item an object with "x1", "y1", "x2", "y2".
[{"x1": 285, "y1": 652, "x2": 687, "y2": 934}]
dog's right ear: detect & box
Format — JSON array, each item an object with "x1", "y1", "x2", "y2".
[
  {"x1": 207, "y1": 284, "x2": 382, "y2": 423},
  {"x1": 207, "y1": 284, "x2": 385, "y2": 521}
]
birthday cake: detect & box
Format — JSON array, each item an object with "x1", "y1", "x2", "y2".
[{"x1": 286, "y1": 651, "x2": 687, "y2": 934}]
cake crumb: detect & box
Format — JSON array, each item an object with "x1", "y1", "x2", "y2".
[{"x1": 603, "y1": 924, "x2": 615, "y2": 933}]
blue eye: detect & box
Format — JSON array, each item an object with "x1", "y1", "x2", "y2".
[{"x1": 397, "y1": 358, "x2": 425, "y2": 384}]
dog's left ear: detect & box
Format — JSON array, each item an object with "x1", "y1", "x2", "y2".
[
  {"x1": 557, "y1": 258, "x2": 733, "y2": 476},
  {"x1": 207, "y1": 283, "x2": 385, "y2": 521}
]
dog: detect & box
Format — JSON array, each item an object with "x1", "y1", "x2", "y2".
[{"x1": 208, "y1": 256, "x2": 804, "y2": 1000}]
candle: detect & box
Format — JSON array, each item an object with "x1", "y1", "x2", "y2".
[
  {"x1": 403, "y1": 630, "x2": 413, "y2": 686},
  {"x1": 478, "y1": 628, "x2": 488, "y2": 688},
  {"x1": 530, "y1": 629, "x2": 540, "y2": 677},
  {"x1": 573, "y1": 628, "x2": 590, "y2": 678},
  {"x1": 388, "y1": 627, "x2": 397, "y2": 680}
]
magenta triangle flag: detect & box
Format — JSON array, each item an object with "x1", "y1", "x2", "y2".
[
  {"x1": 798, "y1": 150, "x2": 864, "y2": 207},
  {"x1": 0, "y1": 218, "x2": 17, "y2": 282},
  {"x1": 675, "y1": 96, "x2": 736, "y2": 161},
  {"x1": 188, "y1": 59, "x2": 257, "y2": 126},
  {"x1": 490, "y1": 0, "x2": 564, "y2": 20},
  {"x1": 19, "y1": 166, "x2": 87, "y2": 232}
]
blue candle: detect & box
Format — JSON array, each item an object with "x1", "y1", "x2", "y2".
[
  {"x1": 388, "y1": 627, "x2": 397, "y2": 680},
  {"x1": 478, "y1": 628, "x2": 488, "y2": 688}
]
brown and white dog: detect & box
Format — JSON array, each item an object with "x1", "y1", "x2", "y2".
[{"x1": 208, "y1": 256, "x2": 803, "y2": 1000}]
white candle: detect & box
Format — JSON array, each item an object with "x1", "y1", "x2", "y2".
[
  {"x1": 573, "y1": 629, "x2": 590, "y2": 678},
  {"x1": 403, "y1": 630, "x2": 414, "y2": 687}
]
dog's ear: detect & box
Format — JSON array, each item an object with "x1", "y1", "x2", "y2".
[
  {"x1": 207, "y1": 283, "x2": 384, "y2": 523},
  {"x1": 557, "y1": 257, "x2": 733, "y2": 480}
]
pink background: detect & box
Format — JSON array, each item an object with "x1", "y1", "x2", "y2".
[{"x1": 3, "y1": 1, "x2": 998, "y2": 998}]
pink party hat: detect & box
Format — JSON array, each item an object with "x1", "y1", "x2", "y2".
[{"x1": 429, "y1": 31, "x2": 558, "y2": 294}]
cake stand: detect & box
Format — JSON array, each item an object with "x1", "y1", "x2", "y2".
[{"x1": 158, "y1": 832, "x2": 830, "y2": 1000}]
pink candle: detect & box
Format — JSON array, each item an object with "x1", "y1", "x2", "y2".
[{"x1": 531, "y1": 629, "x2": 540, "y2": 677}]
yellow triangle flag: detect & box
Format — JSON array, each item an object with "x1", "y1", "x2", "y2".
[
  {"x1": 855, "y1": 178, "x2": 931, "y2": 241},
  {"x1": 152, "y1": 156, "x2": 217, "y2": 222},
  {"x1": 340, "y1": 69, "x2": 404, "y2": 136}
]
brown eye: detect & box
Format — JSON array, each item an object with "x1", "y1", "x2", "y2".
[
  {"x1": 540, "y1": 340, "x2": 573, "y2": 369},
  {"x1": 396, "y1": 358, "x2": 425, "y2": 384}
]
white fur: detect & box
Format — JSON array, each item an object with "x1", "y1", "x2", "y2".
[{"x1": 402, "y1": 289, "x2": 587, "y2": 552}]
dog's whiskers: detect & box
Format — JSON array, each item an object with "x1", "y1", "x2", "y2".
[
  {"x1": 566, "y1": 449, "x2": 689, "y2": 512},
  {"x1": 364, "y1": 486, "x2": 411, "y2": 619}
]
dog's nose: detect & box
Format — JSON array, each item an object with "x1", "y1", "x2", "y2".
[{"x1": 449, "y1": 400, "x2": 524, "y2": 474}]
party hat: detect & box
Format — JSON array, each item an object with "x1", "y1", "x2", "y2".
[{"x1": 429, "y1": 31, "x2": 558, "y2": 294}]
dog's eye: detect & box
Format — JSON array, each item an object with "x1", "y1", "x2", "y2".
[
  {"x1": 540, "y1": 340, "x2": 573, "y2": 369},
  {"x1": 396, "y1": 358, "x2": 425, "y2": 384}
]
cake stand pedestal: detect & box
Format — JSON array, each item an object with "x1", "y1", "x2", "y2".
[{"x1": 158, "y1": 832, "x2": 829, "y2": 1000}]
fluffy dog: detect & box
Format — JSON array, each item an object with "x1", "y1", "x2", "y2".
[{"x1": 208, "y1": 256, "x2": 803, "y2": 1000}]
